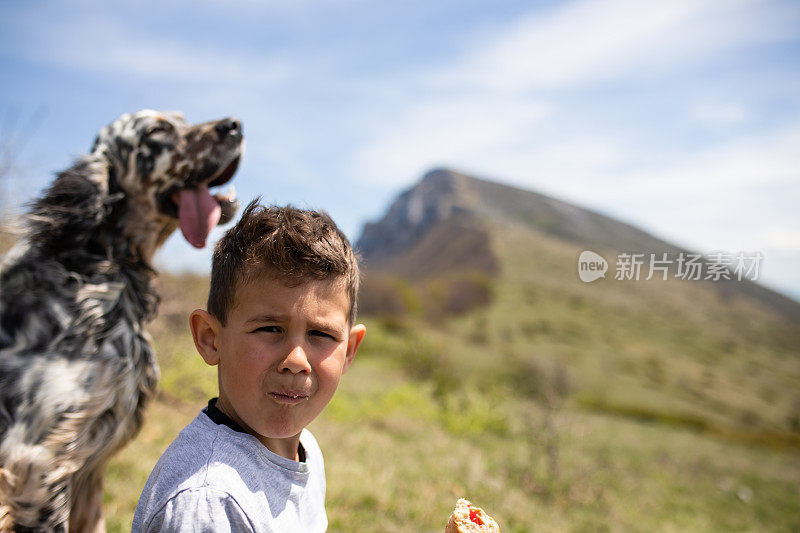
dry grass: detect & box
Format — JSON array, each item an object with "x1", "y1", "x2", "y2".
[{"x1": 106, "y1": 355, "x2": 800, "y2": 532}]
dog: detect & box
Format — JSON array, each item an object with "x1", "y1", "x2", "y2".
[{"x1": 0, "y1": 110, "x2": 243, "y2": 532}]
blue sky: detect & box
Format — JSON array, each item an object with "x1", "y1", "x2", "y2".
[{"x1": 1, "y1": 0, "x2": 799, "y2": 300}]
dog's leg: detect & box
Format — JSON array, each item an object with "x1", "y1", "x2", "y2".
[
  {"x1": 0, "y1": 402, "x2": 105, "y2": 532},
  {"x1": 0, "y1": 451, "x2": 71, "y2": 532},
  {"x1": 69, "y1": 466, "x2": 106, "y2": 533}
]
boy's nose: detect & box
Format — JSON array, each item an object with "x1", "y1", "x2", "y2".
[{"x1": 279, "y1": 345, "x2": 311, "y2": 374}]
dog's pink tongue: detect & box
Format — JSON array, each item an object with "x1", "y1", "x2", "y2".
[{"x1": 177, "y1": 185, "x2": 221, "y2": 248}]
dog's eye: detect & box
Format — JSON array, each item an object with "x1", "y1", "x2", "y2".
[{"x1": 145, "y1": 124, "x2": 171, "y2": 137}]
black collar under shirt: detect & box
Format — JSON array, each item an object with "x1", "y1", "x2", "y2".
[{"x1": 203, "y1": 397, "x2": 306, "y2": 463}]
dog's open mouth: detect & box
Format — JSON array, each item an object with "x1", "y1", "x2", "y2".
[{"x1": 159, "y1": 155, "x2": 241, "y2": 248}]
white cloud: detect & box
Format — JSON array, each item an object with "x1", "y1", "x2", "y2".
[
  {"x1": 67, "y1": 41, "x2": 293, "y2": 87},
  {"x1": 512, "y1": 123, "x2": 800, "y2": 252},
  {"x1": 352, "y1": 93, "x2": 550, "y2": 185},
  {"x1": 609, "y1": 124, "x2": 800, "y2": 197},
  {"x1": 16, "y1": 12, "x2": 294, "y2": 87},
  {"x1": 433, "y1": 0, "x2": 800, "y2": 92},
  {"x1": 690, "y1": 102, "x2": 750, "y2": 126},
  {"x1": 763, "y1": 228, "x2": 800, "y2": 252}
]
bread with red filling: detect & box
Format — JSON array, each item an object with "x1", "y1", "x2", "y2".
[{"x1": 445, "y1": 498, "x2": 500, "y2": 533}]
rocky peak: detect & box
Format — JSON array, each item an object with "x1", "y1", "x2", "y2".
[{"x1": 357, "y1": 168, "x2": 477, "y2": 260}]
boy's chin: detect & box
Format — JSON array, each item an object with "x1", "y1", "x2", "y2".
[{"x1": 251, "y1": 421, "x2": 307, "y2": 441}]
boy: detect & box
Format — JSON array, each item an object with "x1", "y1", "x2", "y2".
[{"x1": 132, "y1": 201, "x2": 366, "y2": 532}]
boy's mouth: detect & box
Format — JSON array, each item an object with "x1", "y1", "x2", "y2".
[{"x1": 270, "y1": 391, "x2": 310, "y2": 405}]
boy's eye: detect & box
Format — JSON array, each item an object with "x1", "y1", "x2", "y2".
[
  {"x1": 309, "y1": 330, "x2": 336, "y2": 340},
  {"x1": 254, "y1": 325, "x2": 281, "y2": 334}
]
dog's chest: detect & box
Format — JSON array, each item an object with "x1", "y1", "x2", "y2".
[
  {"x1": 0, "y1": 270, "x2": 160, "y2": 457},
  {"x1": 77, "y1": 278, "x2": 160, "y2": 401}
]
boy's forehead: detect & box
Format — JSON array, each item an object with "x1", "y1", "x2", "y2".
[
  {"x1": 234, "y1": 269, "x2": 350, "y2": 312},
  {"x1": 242, "y1": 267, "x2": 347, "y2": 290}
]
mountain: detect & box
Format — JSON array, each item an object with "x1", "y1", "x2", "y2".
[
  {"x1": 358, "y1": 167, "x2": 685, "y2": 260},
  {"x1": 355, "y1": 167, "x2": 800, "y2": 443},
  {"x1": 358, "y1": 167, "x2": 800, "y2": 321}
]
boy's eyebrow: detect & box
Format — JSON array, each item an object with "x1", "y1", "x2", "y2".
[
  {"x1": 245, "y1": 314, "x2": 346, "y2": 333},
  {"x1": 307, "y1": 319, "x2": 347, "y2": 334},
  {"x1": 245, "y1": 314, "x2": 286, "y2": 325}
]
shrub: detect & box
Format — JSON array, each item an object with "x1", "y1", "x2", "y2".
[
  {"x1": 359, "y1": 273, "x2": 421, "y2": 318},
  {"x1": 442, "y1": 273, "x2": 493, "y2": 314},
  {"x1": 421, "y1": 272, "x2": 494, "y2": 321}
]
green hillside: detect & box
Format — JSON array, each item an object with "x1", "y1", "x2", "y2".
[{"x1": 357, "y1": 169, "x2": 800, "y2": 442}]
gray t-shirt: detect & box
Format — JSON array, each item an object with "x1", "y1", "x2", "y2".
[{"x1": 132, "y1": 410, "x2": 327, "y2": 532}]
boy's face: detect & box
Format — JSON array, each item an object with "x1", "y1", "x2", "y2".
[{"x1": 191, "y1": 273, "x2": 365, "y2": 456}]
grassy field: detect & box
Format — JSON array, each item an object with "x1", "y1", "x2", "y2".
[
  {"x1": 103, "y1": 231, "x2": 800, "y2": 532},
  {"x1": 2, "y1": 221, "x2": 798, "y2": 531},
  {"x1": 107, "y1": 358, "x2": 800, "y2": 532}
]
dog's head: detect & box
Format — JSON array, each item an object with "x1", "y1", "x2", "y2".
[{"x1": 91, "y1": 109, "x2": 243, "y2": 252}]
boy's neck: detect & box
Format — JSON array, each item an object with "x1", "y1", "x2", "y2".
[
  {"x1": 258, "y1": 434, "x2": 303, "y2": 462},
  {"x1": 211, "y1": 397, "x2": 304, "y2": 461}
]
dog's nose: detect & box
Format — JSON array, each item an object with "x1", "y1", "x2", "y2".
[{"x1": 215, "y1": 118, "x2": 242, "y2": 139}]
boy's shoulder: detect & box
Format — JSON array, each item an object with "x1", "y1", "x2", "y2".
[
  {"x1": 133, "y1": 412, "x2": 251, "y2": 527},
  {"x1": 147, "y1": 411, "x2": 251, "y2": 488},
  {"x1": 145, "y1": 409, "x2": 324, "y2": 486},
  {"x1": 133, "y1": 410, "x2": 327, "y2": 532}
]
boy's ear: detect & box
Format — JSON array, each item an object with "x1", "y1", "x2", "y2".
[
  {"x1": 342, "y1": 323, "x2": 366, "y2": 374},
  {"x1": 190, "y1": 309, "x2": 222, "y2": 366}
]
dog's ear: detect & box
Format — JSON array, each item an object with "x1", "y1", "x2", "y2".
[
  {"x1": 27, "y1": 156, "x2": 118, "y2": 255},
  {"x1": 91, "y1": 133, "x2": 132, "y2": 188}
]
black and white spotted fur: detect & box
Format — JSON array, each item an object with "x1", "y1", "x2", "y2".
[{"x1": 0, "y1": 110, "x2": 243, "y2": 532}]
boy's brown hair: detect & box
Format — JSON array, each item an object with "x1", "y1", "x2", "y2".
[{"x1": 208, "y1": 200, "x2": 360, "y2": 325}]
